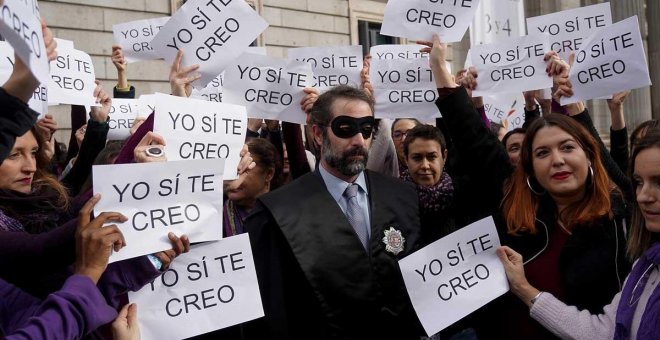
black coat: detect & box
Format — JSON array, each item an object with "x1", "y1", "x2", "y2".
[
  {"x1": 422, "y1": 88, "x2": 512, "y2": 243},
  {"x1": 499, "y1": 192, "x2": 630, "y2": 313},
  {"x1": 244, "y1": 170, "x2": 424, "y2": 340}
]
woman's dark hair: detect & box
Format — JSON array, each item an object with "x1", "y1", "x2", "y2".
[
  {"x1": 502, "y1": 128, "x2": 526, "y2": 148},
  {"x1": 94, "y1": 141, "x2": 124, "y2": 166},
  {"x1": 490, "y1": 121, "x2": 505, "y2": 137},
  {"x1": 310, "y1": 85, "x2": 374, "y2": 127},
  {"x1": 631, "y1": 119, "x2": 660, "y2": 151},
  {"x1": 78, "y1": 141, "x2": 126, "y2": 195},
  {"x1": 402, "y1": 124, "x2": 447, "y2": 158},
  {"x1": 627, "y1": 128, "x2": 660, "y2": 260},
  {"x1": 247, "y1": 138, "x2": 284, "y2": 190},
  {"x1": 29, "y1": 126, "x2": 69, "y2": 209},
  {"x1": 391, "y1": 118, "x2": 422, "y2": 134}
]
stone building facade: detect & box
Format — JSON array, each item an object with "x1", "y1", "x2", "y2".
[{"x1": 40, "y1": 0, "x2": 656, "y2": 141}]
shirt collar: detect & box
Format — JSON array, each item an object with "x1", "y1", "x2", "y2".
[{"x1": 319, "y1": 164, "x2": 369, "y2": 203}]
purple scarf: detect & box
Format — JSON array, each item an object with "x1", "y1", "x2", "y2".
[
  {"x1": 615, "y1": 242, "x2": 660, "y2": 340},
  {"x1": 401, "y1": 170, "x2": 455, "y2": 213}
]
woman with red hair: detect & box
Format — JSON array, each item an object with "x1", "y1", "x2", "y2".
[{"x1": 421, "y1": 37, "x2": 632, "y2": 338}]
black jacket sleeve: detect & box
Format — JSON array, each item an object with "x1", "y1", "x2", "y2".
[
  {"x1": 609, "y1": 126, "x2": 629, "y2": 174},
  {"x1": 65, "y1": 105, "x2": 88, "y2": 164},
  {"x1": 113, "y1": 85, "x2": 136, "y2": 99},
  {"x1": 435, "y1": 87, "x2": 513, "y2": 226},
  {"x1": 0, "y1": 88, "x2": 38, "y2": 162},
  {"x1": 61, "y1": 119, "x2": 110, "y2": 197},
  {"x1": 523, "y1": 104, "x2": 541, "y2": 129}
]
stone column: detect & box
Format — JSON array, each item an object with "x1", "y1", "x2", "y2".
[
  {"x1": 648, "y1": 0, "x2": 660, "y2": 119},
  {"x1": 524, "y1": 0, "x2": 561, "y2": 18},
  {"x1": 448, "y1": 32, "x2": 470, "y2": 77},
  {"x1": 609, "y1": 0, "x2": 653, "y2": 129},
  {"x1": 578, "y1": 0, "x2": 610, "y2": 135}
]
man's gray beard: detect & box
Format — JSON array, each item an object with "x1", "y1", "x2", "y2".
[{"x1": 322, "y1": 136, "x2": 369, "y2": 177}]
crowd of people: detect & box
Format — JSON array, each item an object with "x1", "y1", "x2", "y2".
[{"x1": 1, "y1": 6, "x2": 660, "y2": 340}]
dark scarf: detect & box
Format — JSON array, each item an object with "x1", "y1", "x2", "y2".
[
  {"x1": 223, "y1": 199, "x2": 250, "y2": 237},
  {"x1": 401, "y1": 170, "x2": 455, "y2": 213},
  {"x1": 0, "y1": 187, "x2": 66, "y2": 234},
  {"x1": 615, "y1": 242, "x2": 660, "y2": 339}
]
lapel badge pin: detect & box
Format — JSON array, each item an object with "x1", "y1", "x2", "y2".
[{"x1": 382, "y1": 227, "x2": 405, "y2": 255}]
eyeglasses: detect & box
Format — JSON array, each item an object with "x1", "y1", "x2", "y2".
[
  {"x1": 392, "y1": 130, "x2": 411, "y2": 141},
  {"x1": 325, "y1": 115, "x2": 376, "y2": 139}
]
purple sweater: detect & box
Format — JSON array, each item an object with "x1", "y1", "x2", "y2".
[
  {"x1": 0, "y1": 211, "x2": 161, "y2": 307},
  {"x1": 1, "y1": 275, "x2": 117, "y2": 339}
]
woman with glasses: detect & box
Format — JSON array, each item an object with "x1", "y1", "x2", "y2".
[{"x1": 391, "y1": 118, "x2": 421, "y2": 174}]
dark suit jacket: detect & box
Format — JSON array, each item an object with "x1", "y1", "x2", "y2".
[{"x1": 245, "y1": 170, "x2": 424, "y2": 340}]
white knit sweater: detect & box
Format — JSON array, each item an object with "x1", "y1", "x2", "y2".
[{"x1": 529, "y1": 265, "x2": 659, "y2": 340}]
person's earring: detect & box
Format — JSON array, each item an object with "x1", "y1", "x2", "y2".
[
  {"x1": 526, "y1": 176, "x2": 546, "y2": 195},
  {"x1": 587, "y1": 164, "x2": 594, "y2": 187}
]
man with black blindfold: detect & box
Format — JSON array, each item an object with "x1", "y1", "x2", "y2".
[{"x1": 244, "y1": 85, "x2": 425, "y2": 339}]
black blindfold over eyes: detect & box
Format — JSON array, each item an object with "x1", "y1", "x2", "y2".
[{"x1": 330, "y1": 116, "x2": 376, "y2": 139}]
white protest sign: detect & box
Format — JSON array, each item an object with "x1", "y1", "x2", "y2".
[
  {"x1": 92, "y1": 158, "x2": 225, "y2": 263},
  {"x1": 561, "y1": 16, "x2": 651, "y2": 106},
  {"x1": 137, "y1": 94, "x2": 157, "y2": 116},
  {"x1": 370, "y1": 58, "x2": 440, "y2": 120},
  {"x1": 470, "y1": 0, "x2": 525, "y2": 45},
  {"x1": 128, "y1": 235, "x2": 263, "y2": 340},
  {"x1": 152, "y1": 93, "x2": 247, "y2": 179},
  {"x1": 483, "y1": 93, "x2": 525, "y2": 131},
  {"x1": 0, "y1": 0, "x2": 49, "y2": 84},
  {"x1": 53, "y1": 38, "x2": 74, "y2": 50},
  {"x1": 0, "y1": 41, "x2": 48, "y2": 116},
  {"x1": 28, "y1": 83, "x2": 48, "y2": 116},
  {"x1": 0, "y1": 42, "x2": 13, "y2": 82},
  {"x1": 381, "y1": 0, "x2": 481, "y2": 42},
  {"x1": 526, "y1": 2, "x2": 612, "y2": 59},
  {"x1": 189, "y1": 47, "x2": 267, "y2": 103},
  {"x1": 48, "y1": 48, "x2": 97, "y2": 106},
  {"x1": 246, "y1": 46, "x2": 267, "y2": 56},
  {"x1": 288, "y1": 46, "x2": 362, "y2": 92},
  {"x1": 190, "y1": 74, "x2": 224, "y2": 103},
  {"x1": 399, "y1": 216, "x2": 508, "y2": 336},
  {"x1": 370, "y1": 44, "x2": 429, "y2": 60},
  {"x1": 106, "y1": 99, "x2": 141, "y2": 141},
  {"x1": 471, "y1": 34, "x2": 551, "y2": 97},
  {"x1": 113, "y1": 17, "x2": 170, "y2": 63},
  {"x1": 151, "y1": 0, "x2": 268, "y2": 88},
  {"x1": 222, "y1": 53, "x2": 313, "y2": 125}
]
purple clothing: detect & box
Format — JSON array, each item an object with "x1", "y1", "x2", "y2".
[
  {"x1": 615, "y1": 242, "x2": 660, "y2": 339},
  {"x1": 223, "y1": 199, "x2": 250, "y2": 237},
  {"x1": 0, "y1": 210, "x2": 160, "y2": 307},
  {"x1": 282, "y1": 122, "x2": 311, "y2": 179},
  {"x1": 476, "y1": 105, "x2": 491, "y2": 129},
  {"x1": 2, "y1": 275, "x2": 117, "y2": 339},
  {"x1": 113, "y1": 113, "x2": 154, "y2": 165}
]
